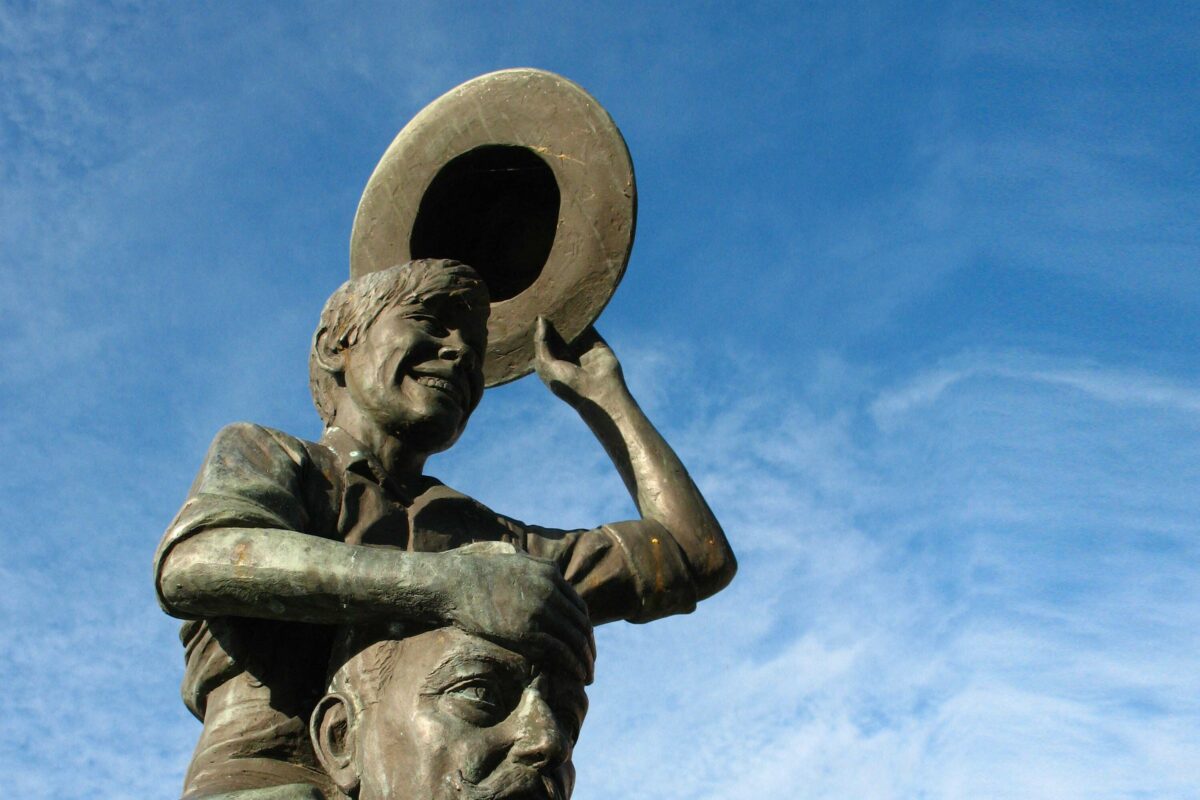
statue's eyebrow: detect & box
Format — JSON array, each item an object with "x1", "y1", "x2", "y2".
[
  {"x1": 400, "y1": 292, "x2": 484, "y2": 323},
  {"x1": 419, "y1": 647, "x2": 525, "y2": 693}
]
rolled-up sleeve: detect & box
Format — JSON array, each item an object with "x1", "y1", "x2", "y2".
[
  {"x1": 152, "y1": 422, "x2": 312, "y2": 617},
  {"x1": 522, "y1": 519, "x2": 698, "y2": 625}
]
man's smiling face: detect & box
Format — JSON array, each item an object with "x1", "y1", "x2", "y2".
[
  {"x1": 341, "y1": 289, "x2": 487, "y2": 456},
  {"x1": 348, "y1": 628, "x2": 587, "y2": 800}
]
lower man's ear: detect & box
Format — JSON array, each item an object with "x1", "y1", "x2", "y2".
[{"x1": 310, "y1": 692, "x2": 360, "y2": 796}]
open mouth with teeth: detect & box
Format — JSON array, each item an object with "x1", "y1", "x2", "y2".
[{"x1": 414, "y1": 374, "x2": 466, "y2": 408}]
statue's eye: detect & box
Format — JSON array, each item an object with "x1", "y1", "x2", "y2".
[
  {"x1": 406, "y1": 314, "x2": 449, "y2": 336},
  {"x1": 444, "y1": 679, "x2": 506, "y2": 723},
  {"x1": 452, "y1": 682, "x2": 496, "y2": 705}
]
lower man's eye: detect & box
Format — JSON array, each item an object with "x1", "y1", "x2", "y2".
[
  {"x1": 446, "y1": 682, "x2": 506, "y2": 717},
  {"x1": 457, "y1": 686, "x2": 494, "y2": 705}
]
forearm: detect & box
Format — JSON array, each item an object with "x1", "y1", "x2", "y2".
[
  {"x1": 158, "y1": 528, "x2": 449, "y2": 624},
  {"x1": 162, "y1": 530, "x2": 596, "y2": 681},
  {"x1": 574, "y1": 383, "x2": 737, "y2": 599}
]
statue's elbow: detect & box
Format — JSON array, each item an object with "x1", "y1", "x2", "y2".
[
  {"x1": 693, "y1": 535, "x2": 737, "y2": 601},
  {"x1": 158, "y1": 540, "x2": 224, "y2": 617}
]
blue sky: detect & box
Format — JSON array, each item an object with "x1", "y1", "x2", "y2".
[{"x1": 2, "y1": 2, "x2": 1198, "y2": 798}]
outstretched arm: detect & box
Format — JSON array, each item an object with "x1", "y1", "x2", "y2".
[
  {"x1": 160, "y1": 531, "x2": 594, "y2": 682},
  {"x1": 533, "y1": 318, "x2": 737, "y2": 602},
  {"x1": 154, "y1": 424, "x2": 594, "y2": 681}
]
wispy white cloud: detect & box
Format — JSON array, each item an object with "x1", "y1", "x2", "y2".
[
  {"x1": 557, "y1": 347, "x2": 1200, "y2": 800},
  {"x1": 871, "y1": 353, "x2": 1200, "y2": 424}
]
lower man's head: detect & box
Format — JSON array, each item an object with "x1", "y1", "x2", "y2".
[
  {"x1": 309, "y1": 259, "x2": 490, "y2": 455},
  {"x1": 311, "y1": 624, "x2": 588, "y2": 800}
]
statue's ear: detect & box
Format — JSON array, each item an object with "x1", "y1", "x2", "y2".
[
  {"x1": 311, "y1": 692, "x2": 360, "y2": 796},
  {"x1": 312, "y1": 324, "x2": 346, "y2": 377}
]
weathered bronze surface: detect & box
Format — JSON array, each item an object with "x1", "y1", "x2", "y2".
[{"x1": 156, "y1": 71, "x2": 734, "y2": 800}]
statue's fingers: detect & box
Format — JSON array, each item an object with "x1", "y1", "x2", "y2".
[
  {"x1": 573, "y1": 327, "x2": 616, "y2": 366},
  {"x1": 538, "y1": 315, "x2": 587, "y2": 364},
  {"x1": 533, "y1": 616, "x2": 595, "y2": 684},
  {"x1": 533, "y1": 316, "x2": 563, "y2": 368},
  {"x1": 575, "y1": 325, "x2": 607, "y2": 350},
  {"x1": 550, "y1": 569, "x2": 589, "y2": 614},
  {"x1": 549, "y1": 608, "x2": 594, "y2": 666},
  {"x1": 549, "y1": 591, "x2": 596, "y2": 662},
  {"x1": 525, "y1": 624, "x2": 591, "y2": 684}
]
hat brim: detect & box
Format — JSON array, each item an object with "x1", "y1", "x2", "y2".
[{"x1": 350, "y1": 68, "x2": 637, "y2": 387}]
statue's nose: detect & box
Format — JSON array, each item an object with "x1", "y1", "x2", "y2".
[
  {"x1": 510, "y1": 689, "x2": 570, "y2": 770},
  {"x1": 438, "y1": 331, "x2": 477, "y2": 371}
]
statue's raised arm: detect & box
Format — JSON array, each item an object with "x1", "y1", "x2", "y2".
[{"x1": 530, "y1": 318, "x2": 736, "y2": 623}]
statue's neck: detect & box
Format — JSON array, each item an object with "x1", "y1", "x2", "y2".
[{"x1": 331, "y1": 408, "x2": 427, "y2": 483}]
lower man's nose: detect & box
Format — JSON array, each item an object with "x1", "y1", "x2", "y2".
[{"x1": 511, "y1": 695, "x2": 569, "y2": 768}]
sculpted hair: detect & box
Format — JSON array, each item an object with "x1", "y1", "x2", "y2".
[
  {"x1": 309, "y1": 259, "x2": 489, "y2": 425},
  {"x1": 325, "y1": 622, "x2": 415, "y2": 713}
]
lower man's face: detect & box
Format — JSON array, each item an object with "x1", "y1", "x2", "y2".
[
  {"x1": 357, "y1": 628, "x2": 586, "y2": 800},
  {"x1": 341, "y1": 292, "x2": 487, "y2": 455}
]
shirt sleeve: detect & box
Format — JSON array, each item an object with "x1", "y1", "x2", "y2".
[
  {"x1": 520, "y1": 518, "x2": 698, "y2": 625},
  {"x1": 152, "y1": 422, "x2": 313, "y2": 617}
]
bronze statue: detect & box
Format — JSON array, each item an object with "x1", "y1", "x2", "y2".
[{"x1": 155, "y1": 71, "x2": 736, "y2": 799}]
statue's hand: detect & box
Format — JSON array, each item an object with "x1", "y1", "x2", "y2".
[
  {"x1": 436, "y1": 542, "x2": 596, "y2": 683},
  {"x1": 533, "y1": 317, "x2": 625, "y2": 408}
]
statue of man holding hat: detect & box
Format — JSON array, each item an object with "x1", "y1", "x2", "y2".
[
  {"x1": 155, "y1": 258, "x2": 736, "y2": 798},
  {"x1": 155, "y1": 69, "x2": 736, "y2": 799}
]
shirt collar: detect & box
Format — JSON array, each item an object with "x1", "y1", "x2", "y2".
[{"x1": 320, "y1": 426, "x2": 422, "y2": 502}]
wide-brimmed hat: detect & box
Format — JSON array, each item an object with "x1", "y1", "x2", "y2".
[{"x1": 350, "y1": 68, "x2": 636, "y2": 387}]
